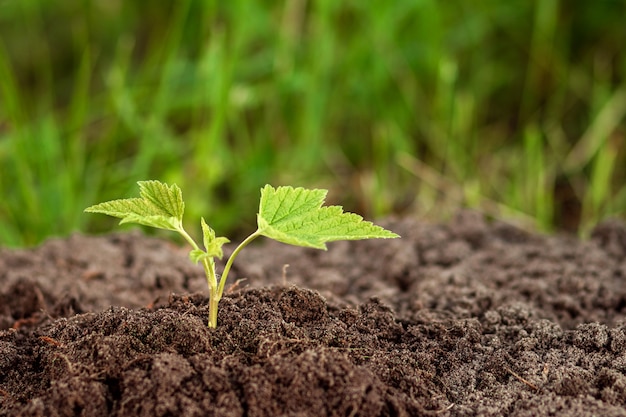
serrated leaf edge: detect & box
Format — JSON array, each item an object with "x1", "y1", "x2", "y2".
[{"x1": 256, "y1": 185, "x2": 400, "y2": 249}]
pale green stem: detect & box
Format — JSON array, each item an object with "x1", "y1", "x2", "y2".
[
  {"x1": 216, "y1": 230, "x2": 262, "y2": 299},
  {"x1": 176, "y1": 225, "x2": 262, "y2": 328},
  {"x1": 208, "y1": 286, "x2": 219, "y2": 328},
  {"x1": 177, "y1": 225, "x2": 201, "y2": 252},
  {"x1": 206, "y1": 231, "x2": 261, "y2": 327},
  {"x1": 177, "y1": 226, "x2": 218, "y2": 290},
  {"x1": 177, "y1": 225, "x2": 220, "y2": 327}
]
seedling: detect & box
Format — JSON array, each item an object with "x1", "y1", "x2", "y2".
[{"x1": 85, "y1": 181, "x2": 399, "y2": 327}]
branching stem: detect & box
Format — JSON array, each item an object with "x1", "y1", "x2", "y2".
[
  {"x1": 179, "y1": 225, "x2": 262, "y2": 328},
  {"x1": 177, "y1": 226, "x2": 218, "y2": 290},
  {"x1": 206, "y1": 230, "x2": 262, "y2": 328},
  {"x1": 217, "y1": 230, "x2": 262, "y2": 298},
  {"x1": 178, "y1": 225, "x2": 224, "y2": 328}
]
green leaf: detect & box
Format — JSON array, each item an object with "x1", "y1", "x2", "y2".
[
  {"x1": 201, "y1": 217, "x2": 230, "y2": 259},
  {"x1": 84, "y1": 180, "x2": 184, "y2": 232},
  {"x1": 120, "y1": 214, "x2": 181, "y2": 231},
  {"x1": 189, "y1": 249, "x2": 209, "y2": 264},
  {"x1": 138, "y1": 180, "x2": 184, "y2": 219},
  {"x1": 256, "y1": 185, "x2": 400, "y2": 249}
]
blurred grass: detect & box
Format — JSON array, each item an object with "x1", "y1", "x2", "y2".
[{"x1": 0, "y1": 0, "x2": 625, "y2": 247}]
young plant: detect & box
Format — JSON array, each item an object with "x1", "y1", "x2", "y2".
[{"x1": 85, "y1": 180, "x2": 399, "y2": 327}]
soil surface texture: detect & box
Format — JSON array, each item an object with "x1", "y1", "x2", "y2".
[{"x1": 3, "y1": 212, "x2": 626, "y2": 416}]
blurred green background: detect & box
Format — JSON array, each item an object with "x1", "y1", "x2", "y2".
[{"x1": 1, "y1": 0, "x2": 625, "y2": 247}]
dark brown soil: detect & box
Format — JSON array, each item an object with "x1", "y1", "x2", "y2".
[{"x1": 3, "y1": 212, "x2": 626, "y2": 416}]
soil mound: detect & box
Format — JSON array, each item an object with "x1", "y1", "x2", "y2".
[{"x1": 2, "y1": 213, "x2": 626, "y2": 416}]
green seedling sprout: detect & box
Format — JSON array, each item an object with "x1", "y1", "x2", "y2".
[{"x1": 85, "y1": 181, "x2": 399, "y2": 327}]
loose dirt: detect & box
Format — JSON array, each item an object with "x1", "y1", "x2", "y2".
[{"x1": 2, "y1": 212, "x2": 626, "y2": 416}]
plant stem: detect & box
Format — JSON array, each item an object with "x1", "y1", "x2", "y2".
[
  {"x1": 177, "y1": 225, "x2": 221, "y2": 327},
  {"x1": 177, "y1": 225, "x2": 218, "y2": 288},
  {"x1": 216, "y1": 230, "x2": 262, "y2": 299},
  {"x1": 208, "y1": 286, "x2": 219, "y2": 328},
  {"x1": 175, "y1": 225, "x2": 261, "y2": 328},
  {"x1": 177, "y1": 225, "x2": 199, "y2": 251},
  {"x1": 206, "y1": 230, "x2": 261, "y2": 327}
]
